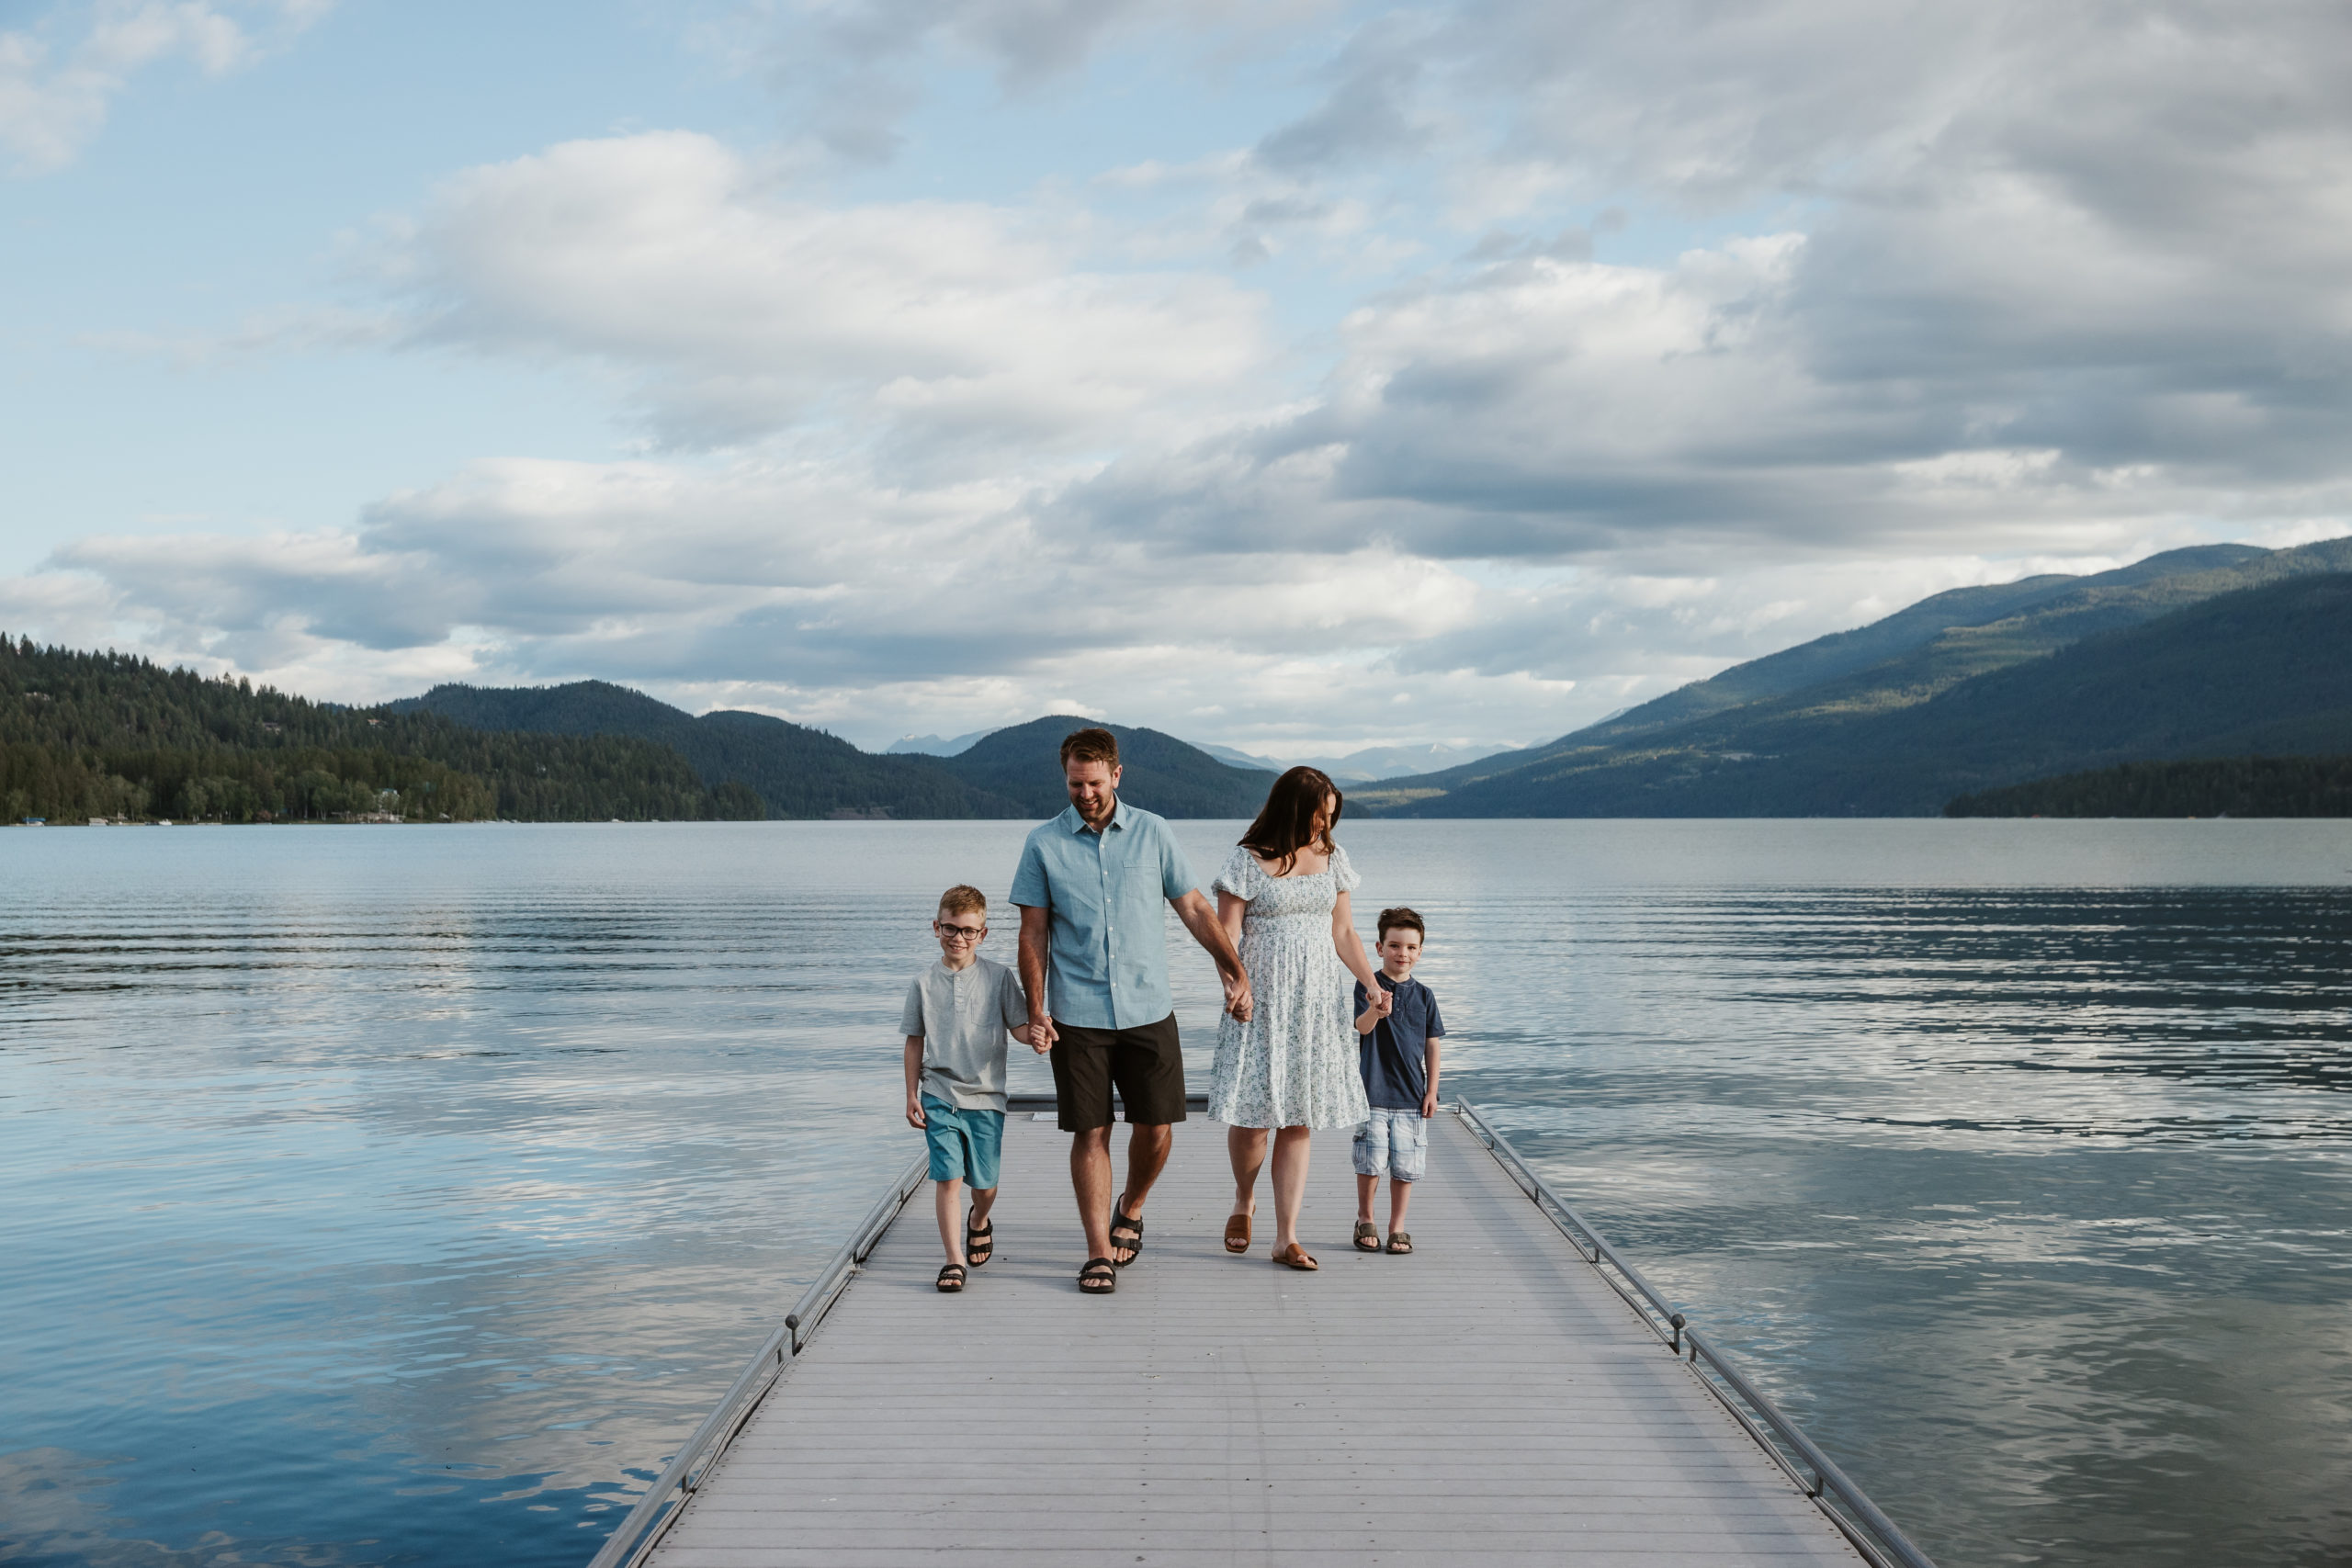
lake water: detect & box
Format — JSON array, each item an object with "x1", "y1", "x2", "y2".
[{"x1": 3, "y1": 819, "x2": 2348, "y2": 1568}]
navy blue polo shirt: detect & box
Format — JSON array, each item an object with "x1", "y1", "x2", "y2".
[{"x1": 1351, "y1": 972, "x2": 1445, "y2": 1110}]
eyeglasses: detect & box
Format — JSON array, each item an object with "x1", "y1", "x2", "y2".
[{"x1": 936, "y1": 922, "x2": 986, "y2": 942}]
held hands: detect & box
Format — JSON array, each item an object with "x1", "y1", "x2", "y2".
[
  {"x1": 1025, "y1": 1014, "x2": 1058, "y2": 1054},
  {"x1": 905, "y1": 1095, "x2": 927, "y2": 1129},
  {"x1": 1221, "y1": 969, "x2": 1254, "y2": 1022},
  {"x1": 1363, "y1": 982, "x2": 1395, "y2": 1021}
]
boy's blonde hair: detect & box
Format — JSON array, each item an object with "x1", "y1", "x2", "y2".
[{"x1": 938, "y1": 885, "x2": 988, "y2": 919}]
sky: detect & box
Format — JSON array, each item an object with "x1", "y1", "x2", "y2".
[{"x1": 6, "y1": 1, "x2": 2351, "y2": 754}]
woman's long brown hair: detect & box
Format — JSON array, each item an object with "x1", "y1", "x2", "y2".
[{"x1": 1238, "y1": 766, "x2": 1342, "y2": 875}]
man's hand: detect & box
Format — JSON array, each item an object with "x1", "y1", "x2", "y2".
[
  {"x1": 905, "y1": 1095, "x2": 927, "y2": 1129},
  {"x1": 1027, "y1": 1014, "x2": 1058, "y2": 1053},
  {"x1": 1222, "y1": 969, "x2": 1253, "y2": 1022}
]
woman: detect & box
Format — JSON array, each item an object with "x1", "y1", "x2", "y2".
[{"x1": 1205, "y1": 766, "x2": 1392, "y2": 1269}]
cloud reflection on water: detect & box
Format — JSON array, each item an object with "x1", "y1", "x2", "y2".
[{"x1": 1, "y1": 819, "x2": 2347, "y2": 1566}]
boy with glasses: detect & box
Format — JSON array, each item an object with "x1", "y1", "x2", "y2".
[{"x1": 902, "y1": 885, "x2": 1035, "y2": 1292}]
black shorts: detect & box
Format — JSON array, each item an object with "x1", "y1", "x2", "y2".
[{"x1": 1049, "y1": 1013, "x2": 1188, "y2": 1133}]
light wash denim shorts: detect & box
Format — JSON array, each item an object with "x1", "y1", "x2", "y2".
[{"x1": 1351, "y1": 1106, "x2": 1428, "y2": 1182}]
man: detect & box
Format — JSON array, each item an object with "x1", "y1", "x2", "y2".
[{"x1": 1012, "y1": 726, "x2": 1252, "y2": 1295}]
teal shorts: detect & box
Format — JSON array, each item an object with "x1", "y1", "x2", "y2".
[{"x1": 922, "y1": 1098, "x2": 1004, "y2": 1189}]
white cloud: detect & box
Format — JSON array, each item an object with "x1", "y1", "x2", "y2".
[
  {"x1": 17, "y1": 3, "x2": 2352, "y2": 753},
  {"x1": 0, "y1": 0, "x2": 329, "y2": 175},
  {"x1": 374, "y1": 130, "x2": 1271, "y2": 457}
]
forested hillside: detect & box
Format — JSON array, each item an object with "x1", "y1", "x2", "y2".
[
  {"x1": 937, "y1": 716, "x2": 1276, "y2": 818},
  {"x1": 394, "y1": 680, "x2": 1018, "y2": 818},
  {"x1": 1, "y1": 639, "x2": 762, "y2": 823},
  {"x1": 1358, "y1": 536, "x2": 2352, "y2": 817},
  {"x1": 1379, "y1": 571, "x2": 2352, "y2": 817},
  {"x1": 1948, "y1": 756, "x2": 2352, "y2": 818},
  {"x1": 393, "y1": 686, "x2": 1279, "y2": 818}
]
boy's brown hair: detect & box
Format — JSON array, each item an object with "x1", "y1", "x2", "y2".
[
  {"x1": 1058, "y1": 726, "x2": 1119, "y2": 769},
  {"x1": 938, "y1": 885, "x2": 988, "y2": 919},
  {"x1": 1376, "y1": 906, "x2": 1425, "y2": 941}
]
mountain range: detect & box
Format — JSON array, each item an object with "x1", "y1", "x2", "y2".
[
  {"x1": 17, "y1": 536, "x2": 2352, "y2": 825},
  {"x1": 1195, "y1": 740, "x2": 1523, "y2": 784},
  {"x1": 391, "y1": 687, "x2": 1275, "y2": 819},
  {"x1": 1351, "y1": 536, "x2": 2352, "y2": 816},
  {"x1": 887, "y1": 728, "x2": 1518, "y2": 783}
]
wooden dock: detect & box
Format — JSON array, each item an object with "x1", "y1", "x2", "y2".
[{"x1": 596, "y1": 1103, "x2": 1930, "y2": 1567}]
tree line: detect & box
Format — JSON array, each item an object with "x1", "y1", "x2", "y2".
[
  {"x1": 2, "y1": 637, "x2": 763, "y2": 824},
  {"x1": 1946, "y1": 755, "x2": 2352, "y2": 818}
]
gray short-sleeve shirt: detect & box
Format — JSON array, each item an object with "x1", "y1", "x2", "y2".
[
  {"x1": 899, "y1": 953, "x2": 1027, "y2": 1111},
  {"x1": 1008, "y1": 799, "x2": 1198, "y2": 1030}
]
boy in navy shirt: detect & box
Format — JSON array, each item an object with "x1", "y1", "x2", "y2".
[{"x1": 1351, "y1": 907, "x2": 1444, "y2": 1255}]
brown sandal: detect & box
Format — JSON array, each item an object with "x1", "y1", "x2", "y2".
[
  {"x1": 1224, "y1": 1212, "x2": 1251, "y2": 1254},
  {"x1": 1385, "y1": 1232, "x2": 1413, "y2": 1255},
  {"x1": 1353, "y1": 1220, "x2": 1380, "y2": 1252},
  {"x1": 1272, "y1": 1243, "x2": 1318, "y2": 1271}
]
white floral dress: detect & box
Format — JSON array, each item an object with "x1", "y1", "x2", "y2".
[{"x1": 1205, "y1": 843, "x2": 1372, "y2": 1130}]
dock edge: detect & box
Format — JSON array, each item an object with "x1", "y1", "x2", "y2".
[
  {"x1": 584, "y1": 1095, "x2": 1939, "y2": 1568},
  {"x1": 1452, "y1": 1100, "x2": 1938, "y2": 1568}
]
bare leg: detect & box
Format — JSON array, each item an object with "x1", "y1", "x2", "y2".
[
  {"x1": 1270, "y1": 1124, "x2": 1313, "y2": 1254},
  {"x1": 1387, "y1": 1177, "x2": 1412, "y2": 1233},
  {"x1": 1107, "y1": 1122, "x2": 1172, "y2": 1264},
  {"x1": 1355, "y1": 1171, "x2": 1377, "y2": 1222},
  {"x1": 1227, "y1": 1125, "x2": 1266, "y2": 1217},
  {"x1": 969, "y1": 1184, "x2": 998, "y2": 1228},
  {"x1": 1071, "y1": 1126, "x2": 1113, "y2": 1260},
  {"x1": 933, "y1": 1178, "x2": 966, "y2": 1266}
]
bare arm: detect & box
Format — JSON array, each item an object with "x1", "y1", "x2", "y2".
[
  {"x1": 1421, "y1": 1036, "x2": 1442, "y2": 1118},
  {"x1": 903, "y1": 1035, "x2": 926, "y2": 1127},
  {"x1": 1176, "y1": 888, "x2": 1252, "y2": 1021},
  {"x1": 1015, "y1": 904, "x2": 1056, "y2": 1050},
  {"x1": 1331, "y1": 890, "x2": 1386, "y2": 998},
  {"x1": 1216, "y1": 889, "x2": 1246, "y2": 955}
]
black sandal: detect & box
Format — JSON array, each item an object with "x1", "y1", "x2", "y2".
[
  {"x1": 935, "y1": 1264, "x2": 966, "y2": 1292},
  {"x1": 966, "y1": 1217, "x2": 993, "y2": 1267},
  {"x1": 1078, "y1": 1257, "x2": 1116, "y2": 1294},
  {"x1": 1108, "y1": 1204, "x2": 1144, "y2": 1267}
]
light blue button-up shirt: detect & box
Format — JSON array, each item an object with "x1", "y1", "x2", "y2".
[{"x1": 1009, "y1": 798, "x2": 1198, "y2": 1030}]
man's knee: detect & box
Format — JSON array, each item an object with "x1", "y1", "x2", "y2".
[{"x1": 1072, "y1": 1125, "x2": 1113, "y2": 1156}]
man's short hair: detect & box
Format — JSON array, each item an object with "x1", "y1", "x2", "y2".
[
  {"x1": 1377, "y1": 906, "x2": 1426, "y2": 941},
  {"x1": 939, "y1": 885, "x2": 988, "y2": 919},
  {"x1": 1059, "y1": 726, "x2": 1120, "y2": 770}
]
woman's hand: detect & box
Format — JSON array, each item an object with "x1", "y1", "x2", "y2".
[
  {"x1": 1364, "y1": 982, "x2": 1394, "y2": 1020},
  {"x1": 1223, "y1": 969, "x2": 1255, "y2": 1021}
]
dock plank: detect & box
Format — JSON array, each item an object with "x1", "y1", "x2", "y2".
[{"x1": 643, "y1": 1111, "x2": 1861, "y2": 1566}]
